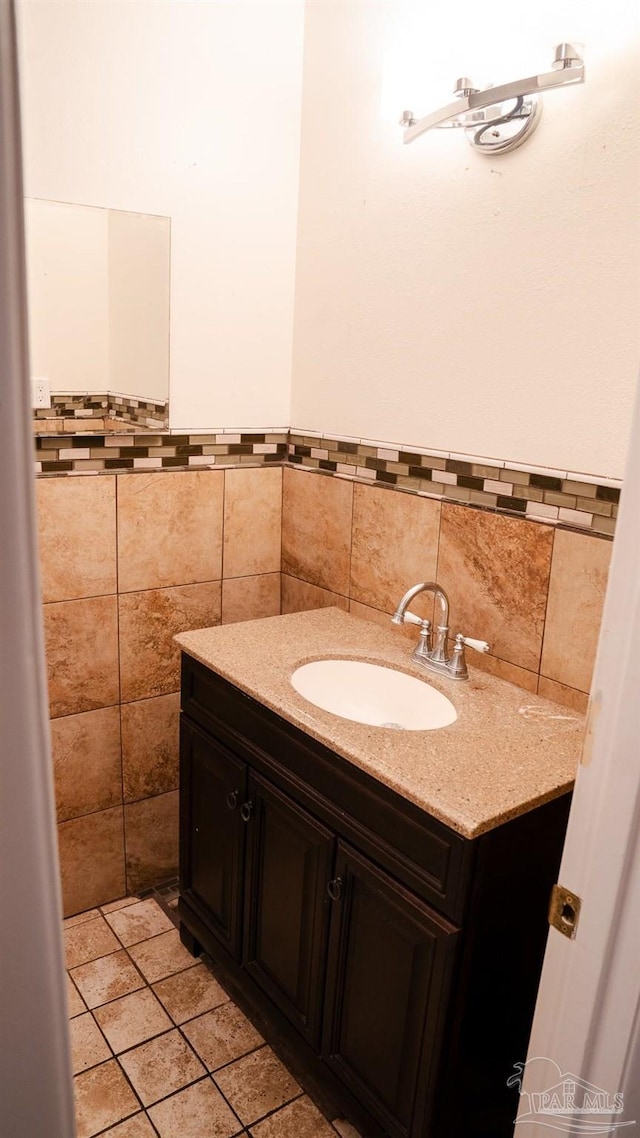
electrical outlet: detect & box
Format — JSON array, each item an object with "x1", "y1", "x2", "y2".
[{"x1": 31, "y1": 377, "x2": 51, "y2": 409}]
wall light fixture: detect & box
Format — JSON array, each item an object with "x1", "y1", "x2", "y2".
[{"x1": 400, "y1": 43, "x2": 585, "y2": 155}]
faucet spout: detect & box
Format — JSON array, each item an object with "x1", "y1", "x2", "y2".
[
  {"x1": 392, "y1": 581, "x2": 450, "y2": 629},
  {"x1": 391, "y1": 580, "x2": 488, "y2": 681}
]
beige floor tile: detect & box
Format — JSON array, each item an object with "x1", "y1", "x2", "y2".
[
  {"x1": 69, "y1": 1012, "x2": 112, "y2": 1075},
  {"x1": 101, "y1": 1115, "x2": 157, "y2": 1138},
  {"x1": 70, "y1": 949, "x2": 145, "y2": 1009},
  {"x1": 67, "y1": 974, "x2": 86, "y2": 1018},
  {"x1": 74, "y1": 1059, "x2": 139, "y2": 1138},
  {"x1": 101, "y1": 897, "x2": 141, "y2": 915},
  {"x1": 128, "y1": 929, "x2": 195, "y2": 984},
  {"x1": 117, "y1": 469, "x2": 224, "y2": 592},
  {"x1": 250, "y1": 1095, "x2": 334, "y2": 1137},
  {"x1": 119, "y1": 1029, "x2": 206, "y2": 1106},
  {"x1": 121, "y1": 694, "x2": 180, "y2": 803},
  {"x1": 124, "y1": 792, "x2": 179, "y2": 893},
  {"x1": 64, "y1": 909, "x2": 100, "y2": 930},
  {"x1": 183, "y1": 1002, "x2": 263, "y2": 1072},
  {"x1": 52, "y1": 706, "x2": 122, "y2": 823},
  {"x1": 223, "y1": 466, "x2": 282, "y2": 578},
  {"x1": 58, "y1": 808, "x2": 126, "y2": 919},
  {"x1": 332, "y1": 1121, "x2": 362, "y2": 1138},
  {"x1": 105, "y1": 898, "x2": 174, "y2": 947},
  {"x1": 153, "y1": 961, "x2": 229, "y2": 1025},
  {"x1": 148, "y1": 1078, "x2": 241, "y2": 1138},
  {"x1": 94, "y1": 988, "x2": 172, "y2": 1054},
  {"x1": 44, "y1": 595, "x2": 119, "y2": 718},
  {"x1": 214, "y1": 1045, "x2": 301, "y2": 1126},
  {"x1": 65, "y1": 916, "x2": 120, "y2": 969},
  {"x1": 37, "y1": 474, "x2": 117, "y2": 603}
]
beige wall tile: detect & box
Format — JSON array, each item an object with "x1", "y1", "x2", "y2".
[
  {"x1": 44, "y1": 595, "x2": 119, "y2": 718},
  {"x1": 221, "y1": 573, "x2": 281, "y2": 624},
  {"x1": 437, "y1": 505, "x2": 554, "y2": 673},
  {"x1": 223, "y1": 467, "x2": 282, "y2": 578},
  {"x1": 282, "y1": 468, "x2": 352, "y2": 594},
  {"x1": 540, "y1": 530, "x2": 612, "y2": 692},
  {"x1": 282, "y1": 574, "x2": 348, "y2": 614},
  {"x1": 58, "y1": 807, "x2": 125, "y2": 918},
  {"x1": 349, "y1": 599, "x2": 426, "y2": 643},
  {"x1": 51, "y1": 706, "x2": 122, "y2": 822},
  {"x1": 466, "y1": 647, "x2": 539, "y2": 695},
  {"x1": 119, "y1": 582, "x2": 221, "y2": 703},
  {"x1": 350, "y1": 483, "x2": 440, "y2": 614},
  {"x1": 117, "y1": 470, "x2": 224, "y2": 592},
  {"x1": 121, "y1": 693, "x2": 180, "y2": 803},
  {"x1": 538, "y1": 676, "x2": 589, "y2": 714},
  {"x1": 124, "y1": 790, "x2": 179, "y2": 893},
  {"x1": 37, "y1": 475, "x2": 116, "y2": 602}
]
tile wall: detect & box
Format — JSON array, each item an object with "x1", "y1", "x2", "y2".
[
  {"x1": 38, "y1": 467, "x2": 283, "y2": 916},
  {"x1": 38, "y1": 435, "x2": 616, "y2": 916},
  {"x1": 281, "y1": 466, "x2": 612, "y2": 713}
]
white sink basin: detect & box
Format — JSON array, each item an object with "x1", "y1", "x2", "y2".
[{"x1": 290, "y1": 659, "x2": 457, "y2": 731}]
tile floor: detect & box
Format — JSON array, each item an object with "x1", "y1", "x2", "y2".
[{"x1": 64, "y1": 895, "x2": 362, "y2": 1138}]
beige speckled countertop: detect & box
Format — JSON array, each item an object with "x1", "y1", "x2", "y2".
[{"x1": 175, "y1": 608, "x2": 585, "y2": 839}]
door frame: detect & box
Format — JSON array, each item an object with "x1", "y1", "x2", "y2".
[{"x1": 518, "y1": 370, "x2": 640, "y2": 1133}]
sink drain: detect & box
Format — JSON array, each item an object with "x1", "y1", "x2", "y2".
[{"x1": 380, "y1": 721, "x2": 405, "y2": 730}]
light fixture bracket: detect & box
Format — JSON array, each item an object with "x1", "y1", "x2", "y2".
[{"x1": 401, "y1": 44, "x2": 584, "y2": 155}]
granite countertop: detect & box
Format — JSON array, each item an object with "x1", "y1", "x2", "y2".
[{"x1": 175, "y1": 608, "x2": 585, "y2": 839}]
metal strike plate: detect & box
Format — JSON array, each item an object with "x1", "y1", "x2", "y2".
[{"x1": 549, "y1": 883, "x2": 582, "y2": 939}]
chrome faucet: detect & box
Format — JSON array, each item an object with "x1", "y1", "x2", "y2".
[{"x1": 391, "y1": 582, "x2": 490, "y2": 680}]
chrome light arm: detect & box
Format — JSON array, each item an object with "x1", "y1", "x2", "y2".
[{"x1": 401, "y1": 44, "x2": 585, "y2": 155}]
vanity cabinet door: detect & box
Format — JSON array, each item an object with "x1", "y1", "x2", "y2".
[
  {"x1": 322, "y1": 842, "x2": 458, "y2": 1138},
  {"x1": 179, "y1": 720, "x2": 247, "y2": 961},
  {"x1": 243, "y1": 772, "x2": 335, "y2": 1049}
]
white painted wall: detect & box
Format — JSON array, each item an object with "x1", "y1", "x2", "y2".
[
  {"x1": 291, "y1": 0, "x2": 640, "y2": 478},
  {"x1": 18, "y1": 0, "x2": 304, "y2": 430}
]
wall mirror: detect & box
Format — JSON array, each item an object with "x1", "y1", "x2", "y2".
[{"x1": 25, "y1": 198, "x2": 170, "y2": 434}]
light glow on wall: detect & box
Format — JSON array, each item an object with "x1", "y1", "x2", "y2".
[{"x1": 381, "y1": 0, "x2": 639, "y2": 124}]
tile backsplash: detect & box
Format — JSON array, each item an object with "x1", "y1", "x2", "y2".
[
  {"x1": 281, "y1": 465, "x2": 612, "y2": 712},
  {"x1": 37, "y1": 428, "x2": 615, "y2": 915}
]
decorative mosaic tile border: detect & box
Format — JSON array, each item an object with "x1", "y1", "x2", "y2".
[
  {"x1": 287, "y1": 432, "x2": 620, "y2": 539},
  {"x1": 35, "y1": 430, "x2": 288, "y2": 475},
  {"x1": 33, "y1": 424, "x2": 621, "y2": 538},
  {"x1": 33, "y1": 392, "x2": 168, "y2": 432}
]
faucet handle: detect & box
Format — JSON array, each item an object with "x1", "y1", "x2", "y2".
[
  {"x1": 457, "y1": 634, "x2": 490, "y2": 654},
  {"x1": 403, "y1": 609, "x2": 428, "y2": 627},
  {"x1": 392, "y1": 608, "x2": 428, "y2": 627}
]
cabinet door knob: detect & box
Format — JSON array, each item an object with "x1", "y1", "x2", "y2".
[
  {"x1": 327, "y1": 876, "x2": 343, "y2": 901},
  {"x1": 240, "y1": 800, "x2": 253, "y2": 822},
  {"x1": 226, "y1": 790, "x2": 239, "y2": 811}
]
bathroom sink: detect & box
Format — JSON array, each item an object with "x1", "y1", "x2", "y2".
[{"x1": 290, "y1": 659, "x2": 457, "y2": 731}]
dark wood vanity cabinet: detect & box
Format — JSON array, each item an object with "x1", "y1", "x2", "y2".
[{"x1": 179, "y1": 654, "x2": 571, "y2": 1138}]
